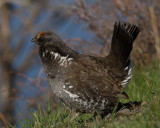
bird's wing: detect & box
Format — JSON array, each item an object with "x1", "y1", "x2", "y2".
[{"x1": 63, "y1": 56, "x2": 126, "y2": 102}]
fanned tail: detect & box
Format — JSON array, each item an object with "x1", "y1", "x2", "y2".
[{"x1": 107, "y1": 21, "x2": 141, "y2": 69}]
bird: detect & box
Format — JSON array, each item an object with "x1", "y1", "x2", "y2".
[{"x1": 32, "y1": 21, "x2": 141, "y2": 116}]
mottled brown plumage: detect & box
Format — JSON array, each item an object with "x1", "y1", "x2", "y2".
[{"x1": 32, "y1": 21, "x2": 140, "y2": 115}]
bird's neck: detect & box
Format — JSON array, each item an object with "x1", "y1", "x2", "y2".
[{"x1": 39, "y1": 42, "x2": 79, "y2": 59}]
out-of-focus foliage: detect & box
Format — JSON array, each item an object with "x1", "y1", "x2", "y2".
[
  {"x1": 0, "y1": 0, "x2": 74, "y2": 127},
  {"x1": 73, "y1": 0, "x2": 160, "y2": 66},
  {"x1": 0, "y1": 0, "x2": 160, "y2": 127}
]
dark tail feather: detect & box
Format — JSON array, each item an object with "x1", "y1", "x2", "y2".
[
  {"x1": 109, "y1": 21, "x2": 141, "y2": 68},
  {"x1": 122, "y1": 22, "x2": 141, "y2": 41}
]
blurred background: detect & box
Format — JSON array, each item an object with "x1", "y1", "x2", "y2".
[{"x1": 0, "y1": 0, "x2": 160, "y2": 127}]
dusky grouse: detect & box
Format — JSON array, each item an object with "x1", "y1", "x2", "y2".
[{"x1": 32, "y1": 21, "x2": 141, "y2": 115}]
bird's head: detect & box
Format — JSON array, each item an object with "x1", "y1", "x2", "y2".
[
  {"x1": 31, "y1": 31, "x2": 77, "y2": 57},
  {"x1": 31, "y1": 31, "x2": 63, "y2": 46}
]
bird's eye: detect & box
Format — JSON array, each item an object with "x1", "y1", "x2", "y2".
[
  {"x1": 37, "y1": 32, "x2": 46, "y2": 42},
  {"x1": 37, "y1": 32, "x2": 45, "y2": 38},
  {"x1": 37, "y1": 36, "x2": 45, "y2": 42}
]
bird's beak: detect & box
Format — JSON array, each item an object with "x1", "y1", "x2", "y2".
[{"x1": 31, "y1": 37, "x2": 36, "y2": 42}]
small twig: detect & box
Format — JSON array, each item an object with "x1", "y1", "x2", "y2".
[
  {"x1": 149, "y1": 7, "x2": 160, "y2": 65},
  {"x1": 0, "y1": 112, "x2": 9, "y2": 128}
]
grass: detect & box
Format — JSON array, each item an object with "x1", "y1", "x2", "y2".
[{"x1": 11, "y1": 65, "x2": 160, "y2": 128}]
